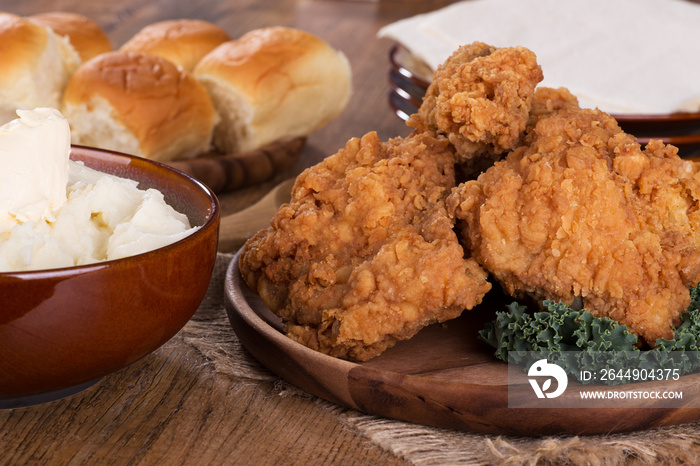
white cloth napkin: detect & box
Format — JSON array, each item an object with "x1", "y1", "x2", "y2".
[{"x1": 379, "y1": 0, "x2": 700, "y2": 115}]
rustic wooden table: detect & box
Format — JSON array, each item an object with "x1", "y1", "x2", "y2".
[{"x1": 0, "y1": 0, "x2": 455, "y2": 464}]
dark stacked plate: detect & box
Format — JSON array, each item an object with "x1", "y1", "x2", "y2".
[
  {"x1": 388, "y1": 45, "x2": 431, "y2": 122},
  {"x1": 388, "y1": 45, "x2": 700, "y2": 157}
]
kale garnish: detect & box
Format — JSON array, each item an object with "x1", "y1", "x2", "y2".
[{"x1": 480, "y1": 284, "x2": 700, "y2": 385}]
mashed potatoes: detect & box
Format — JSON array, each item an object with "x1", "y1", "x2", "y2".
[{"x1": 0, "y1": 108, "x2": 198, "y2": 272}]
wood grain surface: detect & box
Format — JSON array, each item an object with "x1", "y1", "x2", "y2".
[
  {"x1": 225, "y1": 252, "x2": 700, "y2": 437},
  {"x1": 0, "y1": 330, "x2": 403, "y2": 465},
  {"x1": 168, "y1": 138, "x2": 306, "y2": 193},
  {"x1": 217, "y1": 178, "x2": 294, "y2": 252}
]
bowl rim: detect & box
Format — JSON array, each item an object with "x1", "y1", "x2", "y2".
[{"x1": 0, "y1": 145, "x2": 220, "y2": 277}]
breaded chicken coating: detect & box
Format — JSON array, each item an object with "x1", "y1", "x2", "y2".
[
  {"x1": 447, "y1": 106, "x2": 700, "y2": 345},
  {"x1": 528, "y1": 86, "x2": 580, "y2": 126},
  {"x1": 408, "y1": 41, "x2": 543, "y2": 166},
  {"x1": 240, "y1": 131, "x2": 491, "y2": 360}
]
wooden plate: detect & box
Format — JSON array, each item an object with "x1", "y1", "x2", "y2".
[
  {"x1": 166, "y1": 137, "x2": 305, "y2": 193},
  {"x1": 224, "y1": 251, "x2": 700, "y2": 436}
]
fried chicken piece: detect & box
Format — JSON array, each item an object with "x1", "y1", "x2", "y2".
[
  {"x1": 528, "y1": 86, "x2": 580, "y2": 125},
  {"x1": 447, "y1": 106, "x2": 700, "y2": 345},
  {"x1": 407, "y1": 41, "x2": 543, "y2": 168},
  {"x1": 453, "y1": 86, "x2": 580, "y2": 183},
  {"x1": 240, "y1": 131, "x2": 491, "y2": 361}
]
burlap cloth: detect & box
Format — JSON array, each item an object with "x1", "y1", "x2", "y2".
[{"x1": 183, "y1": 253, "x2": 700, "y2": 465}]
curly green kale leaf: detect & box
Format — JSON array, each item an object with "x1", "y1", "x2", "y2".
[
  {"x1": 479, "y1": 285, "x2": 700, "y2": 385},
  {"x1": 478, "y1": 300, "x2": 638, "y2": 361},
  {"x1": 651, "y1": 298, "x2": 700, "y2": 373}
]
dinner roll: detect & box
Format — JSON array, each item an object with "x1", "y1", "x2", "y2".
[
  {"x1": 193, "y1": 26, "x2": 352, "y2": 153},
  {"x1": 62, "y1": 51, "x2": 218, "y2": 162},
  {"x1": 0, "y1": 12, "x2": 80, "y2": 125},
  {"x1": 121, "y1": 19, "x2": 230, "y2": 72},
  {"x1": 29, "y1": 12, "x2": 112, "y2": 62}
]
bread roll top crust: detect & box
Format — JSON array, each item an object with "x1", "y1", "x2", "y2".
[
  {"x1": 29, "y1": 11, "x2": 112, "y2": 62},
  {"x1": 194, "y1": 26, "x2": 351, "y2": 152},
  {"x1": 63, "y1": 51, "x2": 216, "y2": 158},
  {"x1": 121, "y1": 19, "x2": 230, "y2": 72},
  {"x1": 0, "y1": 13, "x2": 49, "y2": 82},
  {"x1": 196, "y1": 26, "x2": 341, "y2": 99}
]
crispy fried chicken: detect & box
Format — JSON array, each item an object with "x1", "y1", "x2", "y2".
[
  {"x1": 240, "y1": 39, "x2": 700, "y2": 359},
  {"x1": 447, "y1": 105, "x2": 700, "y2": 344},
  {"x1": 239, "y1": 132, "x2": 491, "y2": 360},
  {"x1": 407, "y1": 41, "x2": 543, "y2": 170}
]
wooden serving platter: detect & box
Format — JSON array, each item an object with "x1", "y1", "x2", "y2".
[
  {"x1": 167, "y1": 138, "x2": 305, "y2": 193},
  {"x1": 224, "y1": 251, "x2": 700, "y2": 436}
]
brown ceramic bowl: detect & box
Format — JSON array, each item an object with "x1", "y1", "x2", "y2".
[{"x1": 0, "y1": 146, "x2": 220, "y2": 407}]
